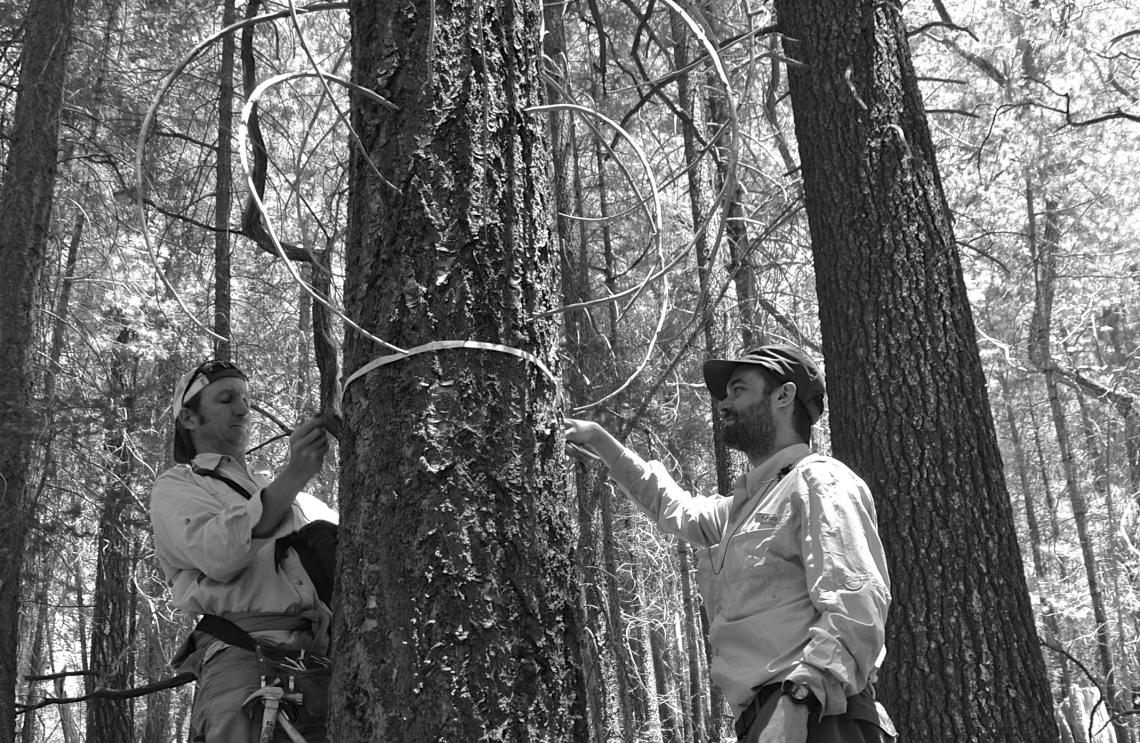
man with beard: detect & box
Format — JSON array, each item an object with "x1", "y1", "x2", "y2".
[
  {"x1": 564, "y1": 344, "x2": 895, "y2": 743},
  {"x1": 150, "y1": 359, "x2": 336, "y2": 742}
]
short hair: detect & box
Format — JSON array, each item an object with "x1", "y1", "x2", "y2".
[
  {"x1": 755, "y1": 369, "x2": 813, "y2": 444},
  {"x1": 173, "y1": 394, "x2": 202, "y2": 463}
]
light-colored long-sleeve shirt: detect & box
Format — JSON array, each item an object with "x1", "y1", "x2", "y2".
[
  {"x1": 150, "y1": 452, "x2": 337, "y2": 654},
  {"x1": 607, "y1": 442, "x2": 890, "y2": 719}
]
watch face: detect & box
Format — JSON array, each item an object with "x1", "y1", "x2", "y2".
[{"x1": 789, "y1": 684, "x2": 809, "y2": 701}]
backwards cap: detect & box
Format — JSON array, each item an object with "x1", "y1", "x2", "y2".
[
  {"x1": 171, "y1": 360, "x2": 247, "y2": 463},
  {"x1": 702, "y1": 344, "x2": 826, "y2": 423}
]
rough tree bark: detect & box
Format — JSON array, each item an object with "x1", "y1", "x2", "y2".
[
  {"x1": 85, "y1": 324, "x2": 140, "y2": 742},
  {"x1": 0, "y1": 0, "x2": 77, "y2": 740},
  {"x1": 332, "y1": 0, "x2": 582, "y2": 739},
  {"x1": 770, "y1": 0, "x2": 1058, "y2": 739}
]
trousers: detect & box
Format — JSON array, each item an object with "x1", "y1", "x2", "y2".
[
  {"x1": 189, "y1": 645, "x2": 328, "y2": 743},
  {"x1": 736, "y1": 684, "x2": 895, "y2": 743}
]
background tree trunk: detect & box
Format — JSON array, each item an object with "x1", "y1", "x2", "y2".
[
  {"x1": 0, "y1": 0, "x2": 77, "y2": 739},
  {"x1": 332, "y1": 0, "x2": 583, "y2": 739},
  {"x1": 85, "y1": 325, "x2": 140, "y2": 742},
  {"x1": 213, "y1": 0, "x2": 237, "y2": 358},
  {"x1": 770, "y1": 0, "x2": 1058, "y2": 739}
]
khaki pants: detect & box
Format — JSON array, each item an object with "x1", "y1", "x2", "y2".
[{"x1": 189, "y1": 646, "x2": 328, "y2": 743}]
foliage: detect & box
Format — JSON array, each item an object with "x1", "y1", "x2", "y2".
[{"x1": 1, "y1": 0, "x2": 1137, "y2": 739}]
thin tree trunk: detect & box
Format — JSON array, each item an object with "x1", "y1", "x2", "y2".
[
  {"x1": 86, "y1": 324, "x2": 140, "y2": 742},
  {"x1": 650, "y1": 622, "x2": 682, "y2": 743},
  {"x1": 1000, "y1": 374, "x2": 1046, "y2": 579},
  {"x1": 605, "y1": 489, "x2": 645, "y2": 739},
  {"x1": 0, "y1": 0, "x2": 77, "y2": 738},
  {"x1": 669, "y1": 19, "x2": 721, "y2": 741},
  {"x1": 546, "y1": 8, "x2": 619, "y2": 740},
  {"x1": 1029, "y1": 182, "x2": 1126, "y2": 740},
  {"x1": 138, "y1": 592, "x2": 174, "y2": 743},
  {"x1": 627, "y1": 558, "x2": 663, "y2": 743},
  {"x1": 213, "y1": 0, "x2": 237, "y2": 358},
  {"x1": 54, "y1": 677, "x2": 80, "y2": 743},
  {"x1": 677, "y1": 545, "x2": 706, "y2": 743},
  {"x1": 1028, "y1": 401, "x2": 1063, "y2": 544},
  {"x1": 17, "y1": 565, "x2": 52, "y2": 743}
]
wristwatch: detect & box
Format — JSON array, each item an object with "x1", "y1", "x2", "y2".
[{"x1": 781, "y1": 680, "x2": 820, "y2": 710}]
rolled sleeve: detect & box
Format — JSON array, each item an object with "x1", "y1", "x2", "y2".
[
  {"x1": 607, "y1": 447, "x2": 727, "y2": 547},
  {"x1": 792, "y1": 463, "x2": 891, "y2": 715}
]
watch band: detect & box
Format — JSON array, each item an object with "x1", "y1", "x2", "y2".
[{"x1": 781, "y1": 679, "x2": 820, "y2": 710}]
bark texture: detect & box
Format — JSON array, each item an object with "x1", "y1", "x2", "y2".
[
  {"x1": 86, "y1": 326, "x2": 139, "y2": 742},
  {"x1": 770, "y1": 1, "x2": 1057, "y2": 740},
  {"x1": 0, "y1": 0, "x2": 76, "y2": 739},
  {"x1": 333, "y1": 0, "x2": 580, "y2": 739}
]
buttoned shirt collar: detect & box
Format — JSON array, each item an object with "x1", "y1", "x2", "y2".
[{"x1": 740, "y1": 442, "x2": 812, "y2": 499}]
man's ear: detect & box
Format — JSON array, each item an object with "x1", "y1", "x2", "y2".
[
  {"x1": 178, "y1": 407, "x2": 200, "y2": 431},
  {"x1": 774, "y1": 382, "x2": 798, "y2": 411}
]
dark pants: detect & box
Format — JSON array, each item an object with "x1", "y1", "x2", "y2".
[
  {"x1": 736, "y1": 684, "x2": 895, "y2": 743},
  {"x1": 189, "y1": 646, "x2": 328, "y2": 743}
]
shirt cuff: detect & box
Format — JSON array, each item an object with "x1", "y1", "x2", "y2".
[{"x1": 787, "y1": 664, "x2": 847, "y2": 717}]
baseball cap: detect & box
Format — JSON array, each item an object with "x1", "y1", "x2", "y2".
[
  {"x1": 702, "y1": 344, "x2": 826, "y2": 423},
  {"x1": 172, "y1": 360, "x2": 247, "y2": 463}
]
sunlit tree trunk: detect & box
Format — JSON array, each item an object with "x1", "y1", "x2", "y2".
[
  {"x1": 545, "y1": 9, "x2": 614, "y2": 739},
  {"x1": 17, "y1": 565, "x2": 51, "y2": 743},
  {"x1": 771, "y1": 0, "x2": 1057, "y2": 739},
  {"x1": 608, "y1": 489, "x2": 650, "y2": 738},
  {"x1": 1029, "y1": 184, "x2": 1128, "y2": 741},
  {"x1": 999, "y1": 374, "x2": 1046, "y2": 578},
  {"x1": 669, "y1": 18, "x2": 721, "y2": 741},
  {"x1": 0, "y1": 0, "x2": 77, "y2": 739},
  {"x1": 139, "y1": 588, "x2": 175, "y2": 743},
  {"x1": 333, "y1": 0, "x2": 582, "y2": 738},
  {"x1": 628, "y1": 558, "x2": 664, "y2": 743},
  {"x1": 677, "y1": 544, "x2": 707, "y2": 743},
  {"x1": 649, "y1": 622, "x2": 682, "y2": 743}
]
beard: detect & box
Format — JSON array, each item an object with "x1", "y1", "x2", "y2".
[{"x1": 722, "y1": 395, "x2": 775, "y2": 459}]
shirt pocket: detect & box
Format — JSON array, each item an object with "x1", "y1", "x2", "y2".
[{"x1": 731, "y1": 512, "x2": 784, "y2": 571}]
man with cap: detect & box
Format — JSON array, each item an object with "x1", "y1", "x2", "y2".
[
  {"x1": 565, "y1": 343, "x2": 895, "y2": 743},
  {"x1": 150, "y1": 359, "x2": 336, "y2": 742}
]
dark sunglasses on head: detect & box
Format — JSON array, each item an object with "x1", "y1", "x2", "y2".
[
  {"x1": 193, "y1": 359, "x2": 243, "y2": 377},
  {"x1": 180, "y1": 360, "x2": 247, "y2": 409}
]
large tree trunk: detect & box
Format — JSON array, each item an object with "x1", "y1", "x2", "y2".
[
  {"x1": 332, "y1": 0, "x2": 582, "y2": 739},
  {"x1": 770, "y1": 0, "x2": 1057, "y2": 740},
  {"x1": 0, "y1": 0, "x2": 76, "y2": 739}
]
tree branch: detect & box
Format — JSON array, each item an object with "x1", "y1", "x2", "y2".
[{"x1": 18, "y1": 672, "x2": 196, "y2": 714}]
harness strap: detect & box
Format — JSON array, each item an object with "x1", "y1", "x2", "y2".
[
  {"x1": 194, "y1": 614, "x2": 258, "y2": 651},
  {"x1": 194, "y1": 613, "x2": 313, "y2": 652},
  {"x1": 192, "y1": 465, "x2": 256, "y2": 500}
]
